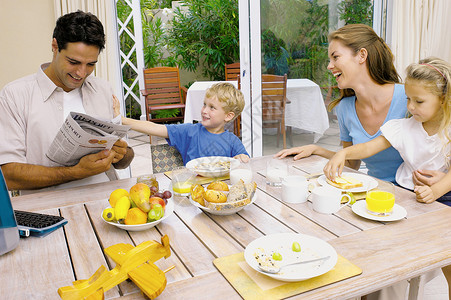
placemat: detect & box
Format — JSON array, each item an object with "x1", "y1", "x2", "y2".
[
  {"x1": 213, "y1": 252, "x2": 362, "y2": 300},
  {"x1": 164, "y1": 170, "x2": 230, "y2": 185}
]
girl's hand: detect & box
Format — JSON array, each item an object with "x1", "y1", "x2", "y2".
[
  {"x1": 274, "y1": 145, "x2": 317, "y2": 160},
  {"x1": 323, "y1": 151, "x2": 346, "y2": 181},
  {"x1": 414, "y1": 185, "x2": 436, "y2": 203},
  {"x1": 234, "y1": 154, "x2": 250, "y2": 163},
  {"x1": 412, "y1": 169, "x2": 446, "y2": 186}
]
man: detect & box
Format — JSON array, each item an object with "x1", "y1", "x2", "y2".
[{"x1": 0, "y1": 10, "x2": 133, "y2": 194}]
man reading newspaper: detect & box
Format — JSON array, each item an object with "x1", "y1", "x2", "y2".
[{"x1": 0, "y1": 11, "x2": 134, "y2": 194}]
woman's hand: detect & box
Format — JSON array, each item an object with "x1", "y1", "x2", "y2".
[
  {"x1": 323, "y1": 151, "x2": 347, "y2": 180},
  {"x1": 412, "y1": 169, "x2": 446, "y2": 186},
  {"x1": 274, "y1": 145, "x2": 318, "y2": 160}
]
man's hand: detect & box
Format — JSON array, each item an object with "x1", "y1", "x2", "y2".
[
  {"x1": 414, "y1": 185, "x2": 436, "y2": 203},
  {"x1": 111, "y1": 139, "x2": 128, "y2": 163},
  {"x1": 113, "y1": 95, "x2": 121, "y2": 118},
  {"x1": 75, "y1": 149, "x2": 116, "y2": 176},
  {"x1": 412, "y1": 169, "x2": 446, "y2": 186},
  {"x1": 233, "y1": 154, "x2": 250, "y2": 163}
]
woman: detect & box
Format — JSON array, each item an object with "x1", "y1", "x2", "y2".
[{"x1": 276, "y1": 24, "x2": 407, "y2": 183}]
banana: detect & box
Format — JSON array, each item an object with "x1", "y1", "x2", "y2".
[
  {"x1": 115, "y1": 196, "x2": 131, "y2": 223},
  {"x1": 102, "y1": 207, "x2": 115, "y2": 222}
]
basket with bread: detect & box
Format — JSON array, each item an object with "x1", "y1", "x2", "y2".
[{"x1": 190, "y1": 180, "x2": 257, "y2": 215}]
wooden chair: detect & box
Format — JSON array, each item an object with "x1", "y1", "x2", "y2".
[
  {"x1": 225, "y1": 62, "x2": 240, "y2": 81},
  {"x1": 261, "y1": 74, "x2": 288, "y2": 149},
  {"x1": 141, "y1": 67, "x2": 187, "y2": 123},
  {"x1": 150, "y1": 143, "x2": 184, "y2": 173}
]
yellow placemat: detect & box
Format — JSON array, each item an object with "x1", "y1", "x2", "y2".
[
  {"x1": 213, "y1": 252, "x2": 362, "y2": 300},
  {"x1": 164, "y1": 170, "x2": 229, "y2": 185}
]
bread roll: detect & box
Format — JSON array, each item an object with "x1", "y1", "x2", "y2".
[
  {"x1": 191, "y1": 184, "x2": 205, "y2": 206},
  {"x1": 207, "y1": 181, "x2": 229, "y2": 191},
  {"x1": 203, "y1": 189, "x2": 227, "y2": 203}
]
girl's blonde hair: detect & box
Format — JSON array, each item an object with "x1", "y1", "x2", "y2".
[
  {"x1": 205, "y1": 82, "x2": 245, "y2": 122},
  {"x1": 406, "y1": 57, "x2": 451, "y2": 161},
  {"x1": 328, "y1": 24, "x2": 400, "y2": 111}
]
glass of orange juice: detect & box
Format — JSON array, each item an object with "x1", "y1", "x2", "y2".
[
  {"x1": 366, "y1": 182, "x2": 395, "y2": 216},
  {"x1": 172, "y1": 167, "x2": 197, "y2": 196}
]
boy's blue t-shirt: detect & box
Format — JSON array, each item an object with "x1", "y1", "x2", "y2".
[
  {"x1": 166, "y1": 123, "x2": 249, "y2": 164},
  {"x1": 335, "y1": 84, "x2": 407, "y2": 182}
]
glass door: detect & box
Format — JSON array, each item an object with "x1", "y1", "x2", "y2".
[{"x1": 240, "y1": 0, "x2": 376, "y2": 157}]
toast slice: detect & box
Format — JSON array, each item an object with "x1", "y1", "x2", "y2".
[{"x1": 326, "y1": 175, "x2": 363, "y2": 189}]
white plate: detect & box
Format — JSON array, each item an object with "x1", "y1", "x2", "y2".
[
  {"x1": 189, "y1": 193, "x2": 256, "y2": 215},
  {"x1": 244, "y1": 233, "x2": 338, "y2": 282},
  {"x1": 186, "y1": 156, "x2": 240, "y2": 177},
  {"x1": 101, "y1": 196, "x2": 174, "y2": 231},
  {"x1": 317, "y1": 172, "x2": 378, "y2": 193},
  {"x1": 351, "y1": 200, "x2": 407, "y2": 221}
]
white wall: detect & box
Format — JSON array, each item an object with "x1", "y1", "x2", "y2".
[{"x1": 0, "y1": 0, "x2": 55, "y2": 89}]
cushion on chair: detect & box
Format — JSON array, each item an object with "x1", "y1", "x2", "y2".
[{"x1": 151, "y1": 144, "x2": 184, "y2": 173}]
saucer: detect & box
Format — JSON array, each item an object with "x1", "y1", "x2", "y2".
[{"x1": 351, "y1": 200, "x2": 407, "y2": 221}]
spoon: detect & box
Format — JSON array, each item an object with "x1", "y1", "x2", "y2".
[{"x1": 258, "y1": 256, "x2": 330, "y2": 274}]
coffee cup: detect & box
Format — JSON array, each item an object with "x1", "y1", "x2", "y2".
[
  {"x1": 311, "y1": 187, "x2": 351, "y2": 214},
  {"x1": 282, "y1": 176, "x2": 308, "y2": 203}
]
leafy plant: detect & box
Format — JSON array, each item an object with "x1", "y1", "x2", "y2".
[
  {"x1": 165, "y1": 0, "x2": 240, "y2": 80},
  {"x1": 338, "y1": 0, "x2": 373, "y2": 26},
  {"x1": 261, "y1": 29, "x2": 290, "y2": 76}
]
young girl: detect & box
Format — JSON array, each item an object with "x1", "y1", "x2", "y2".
[{"x1": 324, "y1": 57, "x2": 451, "y2": 204}]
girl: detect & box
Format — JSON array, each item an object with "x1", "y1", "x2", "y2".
[{"x1": 324, "y1": 57, "x2": 451, "y2": 204}]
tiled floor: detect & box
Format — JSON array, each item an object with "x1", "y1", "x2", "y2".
[{"x1": 126, "y1": 117, "x2": 448, "y2": 300}]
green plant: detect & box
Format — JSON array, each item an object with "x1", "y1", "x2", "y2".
[
  {"x1": 261, "y1": 29, "x2": 290, "y2": 76},
  {"x1": 152, "y1": 108, "x2": 181, "y2": 119},
  {"x1": 338, "y1": 0, "x2": 373, "y2": 26},
  {"x1": 166, "y1": 0, "x2": 239, "y2": 80}
]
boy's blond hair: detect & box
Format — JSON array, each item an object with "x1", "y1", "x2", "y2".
[{"x1": 205, "y1": 82, "x2": 245, "y2": 121}]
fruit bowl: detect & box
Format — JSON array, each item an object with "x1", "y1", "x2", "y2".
[
  {"x1": 101, "y1": 196, "x2": 174, "y2": 231},
  {"x1": 186, "y1": 156, "x2": 240, "y2": 178}
]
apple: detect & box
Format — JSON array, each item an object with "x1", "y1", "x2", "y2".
[{"x1": 150, "y1": 196, "x2": 166, "y2": 209}]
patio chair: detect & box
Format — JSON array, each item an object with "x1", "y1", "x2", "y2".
[
  {"x1": 141, "y1": 67, "x2": 187, "y2": 124},
  {"x1": 150, "y1": 143, "x2": 184, "y2": 173},
  {"x1": 261, "y1": 73, "x2": 288, "y2": 149},
  {"x1": 225, "y1": 62, "x2": 240, "y2": 81}
]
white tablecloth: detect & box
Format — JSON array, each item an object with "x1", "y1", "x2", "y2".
[{"x1": 183, "y1": 79, "x2": 329, "y2": 141}]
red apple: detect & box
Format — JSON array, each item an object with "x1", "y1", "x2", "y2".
[{"x1": 150, "y1": 196, "x2": 166, "y2": 209}]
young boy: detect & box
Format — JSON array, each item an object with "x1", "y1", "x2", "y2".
[{"x1": 119, "y1": 82, "x2": 250, "y2": 164}]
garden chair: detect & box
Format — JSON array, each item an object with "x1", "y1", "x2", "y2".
[
  {"x1": 261, "y1": 73, "x2": 288, "y2": 149},
  {"x1": 150, "y1": 143, "x2": 184, "y2": 173},
  {"x1": 141, "y1": 67, "x2": 187, "y2": 124},
  {"x1": 225, "y1": 62, "x2": 240, "y2": 81}
]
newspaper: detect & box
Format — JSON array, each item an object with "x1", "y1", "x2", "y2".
[{"x1": 46, "y1": 112, "x2": 131, "y2": 166}]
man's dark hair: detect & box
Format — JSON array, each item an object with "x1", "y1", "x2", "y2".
[{"x1": 53, "y1": 10, "x2": 105, "y2": 52}]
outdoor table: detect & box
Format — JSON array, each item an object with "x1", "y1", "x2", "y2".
[
  {"x1": 2, "y1": 155, "x2": 451, "y2": 299},
  {"x1": 184, "y1": 79, "x2": 329, "y2": 142}
]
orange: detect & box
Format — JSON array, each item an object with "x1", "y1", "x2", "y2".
[
  {"x1": 109, "y1": 188, "x2": 130, "y2": 207},
  {"x1": 125, "y1": 207, "x2": 148, "y2": 225}
]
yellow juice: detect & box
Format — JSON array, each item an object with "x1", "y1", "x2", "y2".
[
  {"x1": 366, "y1": 191, "x2": 395, "y2": 214},
  {"x1": 172, "y1": 182, "x2": 193, "y2": 194}
]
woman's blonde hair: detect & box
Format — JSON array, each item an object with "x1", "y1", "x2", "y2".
[
  {"x1": 205, "y1": 82, "x2": 245, "y2": 121},
  {"x1": 328, "y1": 24, "x2": 400, "y2": 111},
  {"x1": 406, "y1": 57, "x2": 451, "y2": 161}
]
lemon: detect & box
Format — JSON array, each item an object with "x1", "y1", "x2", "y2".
[
  {"x1": 109, "y1": 188, "x2": 129, "y2": 207},
  {"x1": 102, "y1": 207, "x2": 115, "y2": 222}
]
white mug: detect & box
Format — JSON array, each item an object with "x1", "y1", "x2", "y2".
[
  {"x1": 311, "y1": 187, "x2": 351, "y2": 214},
  {"x1": 282, "y1": 176, "x2": 308, "y2": 203}
]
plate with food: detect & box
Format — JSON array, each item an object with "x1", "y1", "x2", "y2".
[
  {"x1": 317, "y1": 172, "x2": 378, "y2": 193},
  {"x1": 189, "y1": 180, "x2": 257, "y2": 215},
  {"x1": 186, "y1": 156, "x2": 240, "y2": 177},
  {"x1": 244, "y1": 233, "x2": 338, "y2": 282},
  {"x1": 101, "y1": 183, "x2": 174, "y2": 231}
]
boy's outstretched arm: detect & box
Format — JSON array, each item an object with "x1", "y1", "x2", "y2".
[
  {"x1": 121, "y1": 116, "x2": 169, "y2": 138},
  {"x1": 323, "y1": 136, "x2": 391, "y2": 180}
]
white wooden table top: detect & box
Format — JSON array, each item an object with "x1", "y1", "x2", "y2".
[{"x1": 2, "y1": 155, "x2": 451, "y2": 299}]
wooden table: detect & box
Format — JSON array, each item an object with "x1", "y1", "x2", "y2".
[{"x1": 3, "y1": 155, "x2": 451, "y2": 299}]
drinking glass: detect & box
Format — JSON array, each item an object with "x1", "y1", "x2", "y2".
[
  {"x1": 366, "y1": 182, "x2": 395, "y2": 216},
  {"x1": 266, "y1": 159, "x2": 288, "y2": 187},
  {"x1": 230, "y1": 162, "x2": 253, "y2": 185},
  {"x1": 171, "y1": 167, "x2": 197, "y2": 196}
]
